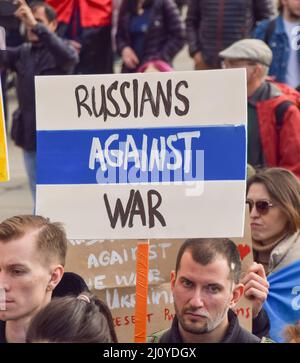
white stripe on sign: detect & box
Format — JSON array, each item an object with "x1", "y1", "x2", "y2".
[{"x1": 36, "y1": 180, "x2": 246, "y2": 239}]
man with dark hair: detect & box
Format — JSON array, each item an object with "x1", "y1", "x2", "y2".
[
  {"x1": 150, "y1": 238, "x2": 271, "y2": 343},
  {"x1": 0, "y1": 0, "x2": 78, "y2": 200},
  {"x1": 186, "y1": 0, "x2": 275, "y2": 70},
  {"x1": 253, "y1": 0, "x2": 300, "y2": 88},
  {"x1": 0, "y1": 215, "x2": 67, "y2": 343}
]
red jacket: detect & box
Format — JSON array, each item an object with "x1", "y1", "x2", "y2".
[
  {"x1": 257, "y1": 95, "x2": 300, "y2": 178},
  {"x1": 46, "y1": 0, "x2": 112, "y2": 27}
]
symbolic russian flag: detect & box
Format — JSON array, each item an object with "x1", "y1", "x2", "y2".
[{"x1": 35, "y1": 70, "x2": 247, "y2": 239}]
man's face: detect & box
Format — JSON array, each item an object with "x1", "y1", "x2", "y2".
[
  {"x1": 27, "y1": 6, "x2": 56, "y2": 43},
  {"x1": 282, "y1": 0, "x2": 300, "y2": 19},
  {"x1": 0, "y1": 231, "x2": 53, "y2": 321},
  {"x1": 222, "y1": 59, "x2": 257, "y2": 85},
  {"x1": 171, "y1": 251, "x2": 236, "y2": 335}
]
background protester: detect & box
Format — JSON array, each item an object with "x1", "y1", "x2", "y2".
[
  {"x1": 186, "y1": 0, "x2": 275, "y2": 70},
  {"x1": 246, "y1": 167, "x2": 300, "y2": 342},
  {"x1": 26, "y1": 293, "x2": 118, "y2": 343},
  {"x1": 116, "y1": 0, "x2": 185, "y2": 73},
  {"x1": 45, "y1": 0, "x2": 113, "y2": 74},
  {"x1": 0, "y1": 0, "x2": 78, "y2": 200},
  {"x1": 220, "y1": 39, "x2": 300, "y2": 178}
]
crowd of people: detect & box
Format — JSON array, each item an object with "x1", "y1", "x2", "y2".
[
  {"x1": 1, "y1": 174, "x2": 300, "y2": 343},
  {"x1": 0, "y1": 0, "x2": 300, "y2": 344}
]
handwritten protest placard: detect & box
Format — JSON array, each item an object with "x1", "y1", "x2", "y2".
[
  {"x1": 35, "y1": 70, "x2": 247, "y2": 239},
  {"x1": 66, "y1": 238, "x2": 179, "y2": 342}
]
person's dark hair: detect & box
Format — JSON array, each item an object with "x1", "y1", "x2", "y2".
[
  {"x1": 26, "y1": 293, "x2": 118, "y2": 343},
  {"x1": 30, "y1": 1, "x2": 57, "y2": 23},
  {"x1": 0, "y1": 215, "x2": 67, "y2": 266},
  {"x1": 53, "y1": 272, "x2": 89, "y2": 298},
  {"x1": 94, "y1": 297, "x2": 118, "y2": 343},
  {"x1": 278, "y1": 0, "x2": 283, "y2": 13},
  {"x1": 247, "y1": 168, "x2": 300, "y2": 235},
  {"x1": 175, "y1": 238, "x2": 242, "y2": 284}
]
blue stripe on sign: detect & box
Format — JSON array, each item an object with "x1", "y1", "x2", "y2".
[{"x1": 37, "y1": 126, "x2": 246, "y2": 184}]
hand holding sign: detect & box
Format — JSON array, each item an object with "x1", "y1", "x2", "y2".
[{"x1": 242, "y1": 262, "x2": 269, "y2": 318}]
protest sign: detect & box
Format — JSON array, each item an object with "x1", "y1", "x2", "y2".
[
  {"x1": 66, "y1": 238, "x2": 179, "y2": 342},
  {"x1": 35, "y1": 70, "x2": 247, "y2": 239}
]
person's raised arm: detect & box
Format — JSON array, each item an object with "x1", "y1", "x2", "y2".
[
  {"x1": 242, "y1": 262, "x2": 269, "y2": 318},
  {"x1": 15, "y1": 0, "x2": 78, "y2": 72}
]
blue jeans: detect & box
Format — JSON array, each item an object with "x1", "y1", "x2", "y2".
[{"x1": 23, "y1": 150, "x2": 36, "y2": 202}]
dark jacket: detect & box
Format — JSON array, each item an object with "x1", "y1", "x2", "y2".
[
  {"x1": 186, "y1": 0, "x2": 275, "y2": 68},
  {"x1": 0, "y1": 23, "x2": 78, "y2": 151},
  {"x1": 116, "y1": 0, "x2": 185, "y2": 73},
  {"x1": 158, "y1": 310, "x2": 261, "y2": 343}
]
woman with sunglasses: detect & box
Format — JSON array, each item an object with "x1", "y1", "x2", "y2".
[{"x1": 245, "y1": 167, "x2": 300, "y2": 342}]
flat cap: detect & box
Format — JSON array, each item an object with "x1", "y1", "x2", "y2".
[{"x1": 219, "y1": 39, "x2": 272, "y2": 66}]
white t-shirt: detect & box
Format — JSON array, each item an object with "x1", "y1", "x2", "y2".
[
  {"x1": 283, "y1": 19, "x2": 300, "y2": 88},
  {"x1": 0, "y1": 27, "x2": 5, "y2": 50}
]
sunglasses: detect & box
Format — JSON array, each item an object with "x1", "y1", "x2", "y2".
[{"x1": 246, "y1": 200, "x2": 274, "y2": 215}]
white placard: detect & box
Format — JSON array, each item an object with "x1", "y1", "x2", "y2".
[{"x1": 36, "y1": 69, "x2": 247, "y2": 239}]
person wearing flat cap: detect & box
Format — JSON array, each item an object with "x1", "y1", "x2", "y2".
[{"x1": 220, "y1": 39, "x2": 300, "y2": 179}]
